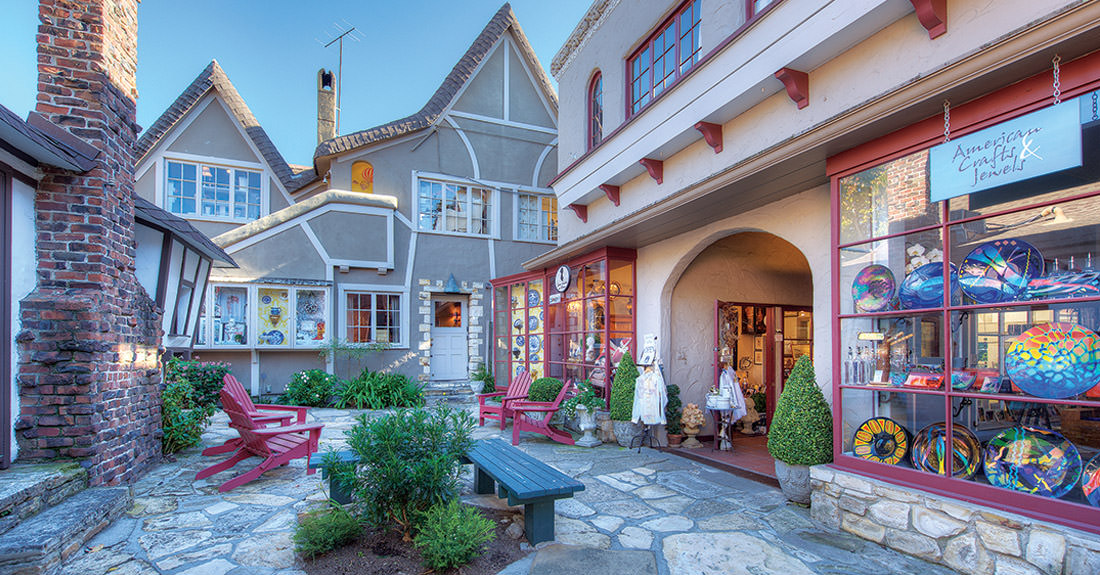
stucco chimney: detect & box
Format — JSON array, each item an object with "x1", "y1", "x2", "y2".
[{"x1": 317, "y1": 68, "x2": 336, "y2": 144}]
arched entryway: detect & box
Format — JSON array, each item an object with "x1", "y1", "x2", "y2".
[{"x1": 667, "y1": 231, "x2": 812, "y2": 477}]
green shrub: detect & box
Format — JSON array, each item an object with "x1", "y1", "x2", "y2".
[
  {"x1": 471, "y1": 363, "x2": 495, "y2": 394},
  {"x1": 665, "y1": 384, "x2": 682, "y2": 434},
  {"x1": 161, "y1": 377, "x2": 214, "y2": 454},
  {"x1": 767, "y1": 356, "x2": 833, "y2": 466},
  {"x1": 413, "y1": 500, "x2": 495, "y2": 570},
  {"x1": 165, "y1": 357, "x2": 231, "y2": 409},
  {"x1": 340, "y1": 406, "x2": 474, "y2": 536},
  {"x1": 336, "y1": 370, "x2": 424, "y2": 409},
  {"x1": 752, "y1": 391, "x2": 766, "y2": 414},
  {"x1": 609, "y1": 352, "x2": 639, "y2": 421},
  {"x1": 293, "y1": 502, "x2": 361, "y2": 559},
  {"x1": 561, "y1": 381, "x2": 603, "y2": 418},
  {"x1": 528, "y1": 377, "x2": 563, "y2": 402},
  {"x1": 285, "y1": 369, "x2": 339, "y2": 407}
]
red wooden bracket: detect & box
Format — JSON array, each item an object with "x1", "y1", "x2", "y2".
[
  {"x1": 567, "y1": 203, "x2": 588, "y2": 222},
  {"x1": 694, "y1": 122, "x2": 723, "y2": 153},
  {"x1": 599, "y1": 184, "x2": 620, "y2": 206},
  {"x1": 639, "y1": 158, "x2": 663, "y2": 184},
  {"x1": 774, "y1": 68, "x2": 809, "y2": 110},
  {"x1": 909, "y1": 0, "x2": 947, "y2": 39}
]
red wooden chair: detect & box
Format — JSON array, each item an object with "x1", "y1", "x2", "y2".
[
  {"x1": 202, "y1": 375, "x2": 309, "y2": 456},
  {"x1": 196, "y1": 388, "x2": 324, "y2": 492},
  {"x1": 477, "y1": 370, "x2": 533, "y2": 430},
  {"x1": 510, "y1": 380, "x2": 576, "y2": 446}
]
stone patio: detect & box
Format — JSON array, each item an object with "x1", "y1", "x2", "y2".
[{"x1": 56, "y1": 405, "x2": 961, "y2": 574}]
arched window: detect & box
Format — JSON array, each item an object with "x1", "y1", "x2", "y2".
[
  {"x1": 351, "y1": 161, "x2": 373, "y2": 193},
  {"x1": 588, "y1": 72, "x2": 603, "y2": 150}
]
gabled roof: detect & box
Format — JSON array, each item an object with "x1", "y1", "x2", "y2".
[
  {"x1": 134, "y1": 60, "x2": 313, "y2": 192},
  {"x1": 0, "y1": 103, "x2": 99, "y2": 173},
  {"x1": 312, "y1": 3, "x2": 558, "y2": 161},
  {"x1": 133, "y1": 195, "x2": 236, "y2": 266}
]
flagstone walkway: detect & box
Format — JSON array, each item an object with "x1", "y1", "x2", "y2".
[{"x1": 57, "y1": 406, "x2": 959, "y2": 575}]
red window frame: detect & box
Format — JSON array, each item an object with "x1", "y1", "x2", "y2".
[
  {"x1": 746, "y1": 0, "x2": 775, "y2": 19},
  {"x1": 626, "y1": 0, "x2": 701, "y2": 118},
  {"x1": 588, "y1": 71, "x2": 603, "y2": 150}
]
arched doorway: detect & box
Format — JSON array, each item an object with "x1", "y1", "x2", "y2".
[{"x1": 668, "y1": 231, "x2": 812, "y2": 476}]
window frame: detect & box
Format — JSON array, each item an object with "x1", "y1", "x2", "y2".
[
  {"x1": 514, "y1": 189, "x2": 558, "y2": 244},
  {"x1": 415, "y1": 175, "x2": 495, "y2": 238},
  {"x1": 163, "y1": 157, "x2": 266, "y2": 223},
  {"x1": 587, "y1": 71, "x2": 603, "y2": 150},
  {"x1": 194, "y1": 283, "x2": 332, "y2": 349},
  {"x1": 338, "y1": 285, "x2": 408, "y2": 348},
  {"x1": 626, "y1": 0, "x2": 702, "y2": 119}
]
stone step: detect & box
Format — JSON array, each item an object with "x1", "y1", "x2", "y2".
[
  {"x1": 0, "y1": 463, "x2": 87, "y2": 538},
  {"x1": 0, "y1": 486, "x2": 131, "y2": 575}
]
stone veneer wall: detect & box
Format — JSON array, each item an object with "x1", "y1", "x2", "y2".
[
  {"x1": 15, "y1": 0, "x2": 164, "y2": 485},
  {"x1": 810, "y1": 466, "x2": 1100, "y2": 575},
  {"x1": 415, "y1": 278, "x2": 486, "y2": 381}
]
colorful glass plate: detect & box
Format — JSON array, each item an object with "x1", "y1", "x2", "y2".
[
  {"x1": 960, "y1": 239, "x2": 1044, "y2": 304},
  {"x1": 898, "y1": 262, "x2": 959, "y2": 310},
  {"x1": 1083, "y1": 453, "x2": 1100, "y2": 507},
  {"x1": 1004, "y1": 322, "x2": 1100, "y2": 399},
  {"x1": 852, "y1": 265, "x2": 896, "y2": 312},
  {"x1": 984, "y1": 426, "x2": 1081, "y2": 498},
  {"x1": 852, "y1": 417, "x2": 909, "y2": 465},
  {"x1": 910, "y1": 422, "x2": 981, "y2": 479},
  {"x1": 1026, "y1": 271, "x2": 1100, "y2": 300}
]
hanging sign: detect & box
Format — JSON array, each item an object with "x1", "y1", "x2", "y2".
[
  {"x1": 929, "y1": 103, "x2": 1081, "y2": 202},
  {"x1": 554, "y1": 265, "x2": 571, "y2": 293}
]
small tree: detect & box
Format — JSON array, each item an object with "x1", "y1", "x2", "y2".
[
  {"x1": 609, "y1": 351, "x2": 639, "y2": 421},
  {"x1": 528, "y1": 377, "x2": 563, "y2": 402},
  {"x1": 767, "y1": 356, "x2": 832, "y2": 466},
  {"x1": 665, "y1": 384, "x2": 682, "y2": 434}
]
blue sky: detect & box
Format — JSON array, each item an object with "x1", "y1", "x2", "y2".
[{"x1": 0, "y1": 1, "x2": 591, "y2": 165}]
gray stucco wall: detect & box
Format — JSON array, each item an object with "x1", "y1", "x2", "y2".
[
  {"x1": 214, "y1": 225, "x2": 326, "y2": 281},
  {"x1": 270, "y1": 177, "x2": 289, "y2": 212},
  {"x1": 309, "y1": 211, "x2": 389, "y2": 262},
  {"x1": 257, "y1": 350, "x2": 325, "y2": 395},
  {"x1": 454, "y1": 42, "x2": 505, "y2": 118},
  {"x1": 507, "y1": 46, "x2": 554, "y2": 128},
  {"x1": 167, "y1": 100, "x2": 259, "y2": 164},
  {"x1": 193, "y1": 350, "x2": 253, "y2": 391},
  {"x1": 136, "y1": 164, "x2": 155, "y2": 203}
]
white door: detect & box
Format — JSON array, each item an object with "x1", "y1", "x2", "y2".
[{"x1": 430, "y1": 299, "x2": 468, "y2": 380}]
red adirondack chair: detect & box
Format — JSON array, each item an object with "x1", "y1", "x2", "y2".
[
  {"x1": 510, "y1": 380, "x2": 576, "y2": 446},
  {"x1": 202, "y1": 375, "x2": 309, "y2": 456},
  {"x1": 477, "y1": 370, "x2": 533, "y2": 430},
  {"x1": 196, "y1": 388, "x2": 324, "y2": 492}
]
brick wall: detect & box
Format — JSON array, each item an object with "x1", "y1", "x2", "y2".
[{"x1": 15, "y1": 0, "x2": 163, "y2": 486}]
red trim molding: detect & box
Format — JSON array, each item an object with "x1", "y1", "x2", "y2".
[
  {"x1": 567, "y1": 203, "x2": 588, "y2": 222},
  {"x1": 908, "y1": 0, "x2": 947, "y2": 39},
  {"x1": 599, "y1": 184, "x2": 620, "y2": 206},
  {"x1": 774, "y1": 68, "x2": 809, "y2": 109},
  {"x1": 639, "y1": 158, "x2": 664, "y2": 184},
  {"x1": 694, "y1": 122, "x2": 723, "y2": 153}
]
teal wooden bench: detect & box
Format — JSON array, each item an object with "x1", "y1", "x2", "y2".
[{"x1": 464, "y1": 438, "x2": 585, "y2": 545}]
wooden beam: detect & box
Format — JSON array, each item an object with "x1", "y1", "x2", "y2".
[
  {"x1": 567, "y1": 203, "x2": 588, "y2": 223},
  {"x1": 908, "y1": 0, "x2": 947, "y2": 39},
  {"x1": 694, "y1": 122, "x2": 723, "y2": 153},
  {"x1": 599, "y1": 184, "x2": 620, "y2": 206},
  {"x1": 774, "y1": 68, "x2": 809, "y2": 110},
  {"x1": 639, "y1": 158, "x2": 663, "y2": 184}
]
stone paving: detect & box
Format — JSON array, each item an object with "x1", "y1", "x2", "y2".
[{"x1": 57, "y1": 405, "x2": 961, "y2": 575}]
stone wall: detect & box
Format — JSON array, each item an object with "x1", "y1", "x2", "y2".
[{"x1": 811, "y1": 466, "x2": 1100, "y2": 575}]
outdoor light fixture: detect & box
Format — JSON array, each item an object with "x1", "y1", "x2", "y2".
[{"x1": 444, "y1": 273, "x2": 461, "y2": 294}]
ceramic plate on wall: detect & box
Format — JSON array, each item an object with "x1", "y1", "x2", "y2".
[
  {"x1": 851, "y1": 264, "x2": 896, "y2": 312},
  {"x1": 960, "y1": 239, "x2": 1044, "y2": 303}
]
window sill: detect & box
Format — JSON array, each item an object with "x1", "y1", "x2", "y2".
[
  {"x1": 174, "y1": 214, "x2": 261, "y2": 225},
  {"x1": 511, "y1": 237, "x2": 557, "y2": 246},
  {"x1": 415, "y1": 228, "x2": 496, "y2": 240}
]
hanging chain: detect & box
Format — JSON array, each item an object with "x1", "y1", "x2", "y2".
[
  {"x1": 1052, "y1": 54, "x2": 1062, "y2": 105},
  {"x1": 1092, "y1": 91, "x2": 1098, "y2": 121},
  {"x1": 943, "y1": 100, "x2": 951, "y2": 143}
]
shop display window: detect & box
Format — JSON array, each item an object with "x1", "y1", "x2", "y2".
[
  {"x1": 212, "y1": 286, "x2": 248, "y2": 346},
  {"x1": 295, "y1": 289, "x2": 328, "y2": 345},
  {"x1": 257, "y1": 287, "x2": 290, "y2": 346},
  {"x1": 200, "y1": 284, "x2": 331, "y2": 349},
  {"x1": 833, "y1": 91, "x2": 1100, "y2": 530}
]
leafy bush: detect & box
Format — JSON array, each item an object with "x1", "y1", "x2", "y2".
[
  {"x1": 336, "y1": 370, "x2": 424, "y2": 409},
  {"x1": 609, "y1": 352, "x2": 639, "y2": 421},
  {"x1": 340, "y1": 406, "x2": 474, "y2": 536},
  {"x1": 528, "y1": 377, "x2": 563, "y2": 402},
  {"x1": 293, "y1": 502, "x2": 361, "y2": 559},
  {"x1": 285, "y1": 369, "x2": 339, "y2": 407},
  {"x1": 471, "y1": 363, "x2": 495, "y2": 394},
  {"x1": 165, "y1": 357, "x2": 231, "y2": 409},
  {"x1": 767, "y1": 356, "x2": 833, "y2": 466},
  {"x1": 752, "y1": 391, "x2": 766, "y2": 414},
  {"x1": 665, "y1": 384, "x2": 682, "y2": 434},
  {"x1": 161, "y1": 377, "x2": 214, "y2": 454},
  {"x1": 413, "y1": 500, "x2": 495, "y2": 570},
  {"x1": 561, "y1": 381, "x2": 603, "y2": 418}
]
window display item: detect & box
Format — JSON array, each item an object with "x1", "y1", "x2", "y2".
[
  {"x1": 1026, "y1": 270, "x2": 1100, "y2": 300},
  {"x1": 910, "y1": 422, "x2": 982, "y2": 479},
  {"x1": 851, "y1": 264, "x2": 896, "y2": 312},
  {"x1": 959, "y1": 239, "x2": 1044, "y2": 304},
  {"x1": 631, "y1": 366, "x2": 667, "y2": 425},
  {"x1": 902, "y1": 372, "x2": 944, "y2": 389},
  {"x1": 898, "y1": 262, "x2": 959, "y2": 310},
  {"x1": 852, "y1": 417, "x2": 909, "y2": 465},
  {"x1": 983, "y1": 426, "x2": 1082, "y2": 499},
  {"x1": 951, "y1": 371, "x2": 977, "y2": 391},
  {"x1": 1082, "y1": 453, "x2": 1100, "y2": 507},
  {"x1": 1003, "y1": 322, "x2": 1100, "y2": 399}
]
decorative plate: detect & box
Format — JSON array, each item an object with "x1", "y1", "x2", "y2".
[
  {"x1": 1082, "y1": 453, "x2": 1100, "y2": 507},
  {"x1": 851, "y1": 265, "x2": 896, "y2": 312},
  {"x1": 1026, "y1": 271, "x2": 1100, "y2": 300},
  {"x1": 528, "y1": 335, "x2": 542, "y2": 354},
  {"x1": 261, "y1": 295, "x2": 273, "y2": 305},
  {"x1": 528, "y1": 317, "x2": 539, "y2": 331},
  {"x1": 960, "y1": 239, "x2": 1044, "y2": 304},
  {"x1": 984, "y1": 426, "x2": 1081, "y2": 498},
  {"x1": 530, "y1": 353, "x2": 540, "y2": 362},
  {"x1": 852, "y1": 417, "x2": 909, "y2": 465},
  {"x1": 951, "y1": 371, "x2": 977, "y2": 391},
  {"x1": 261, "y1": 330, "x2": 284, "y2": 345},
  {"x1": 910, "y1": 422, "x2": 982, "y2": 479},
  {"x1": 1004, "y1": 322, "x2": 1100, "y2": 399},
  {"x1": 513, "y1": 318, "x2": 523, "y2": 330},
  {"x1": 527, "y1": 289, "x2": 541, "y2": 307},
  {"x1": 898, "y1": 262, "x2": 959, "y2": 310},
  {"x1": 514, "y1": 335, "x2": 525, "y2": 348}
]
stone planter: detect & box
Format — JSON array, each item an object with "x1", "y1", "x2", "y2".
[
  {"x1": 613, "y1": 420, "x2": 644, "y2": 448},
  {"x1": 469, "y1": 380, "x2": 484, "y2": 394},
  {"x1": 774, "y1": 459, "x2": 811, "y2": 504},
  {"x1": 681, "y1": 425, "x2": 702, "y2": 448},
  {"x1": 574, "y1": 405, "x2": 601, "y2": 447}
]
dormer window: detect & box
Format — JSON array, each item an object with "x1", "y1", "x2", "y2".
[
  {"x1": 588, "y1": 72, "x2": 603, "y2": 150},
  {"x1": 628, "y1": 0, "x2": 702, "y2": 117},
  {"x1": 166, "y1": 159, "x2": 262, "y2": 221}
]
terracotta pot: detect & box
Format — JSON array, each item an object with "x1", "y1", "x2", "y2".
[
  {"x1": 774, "y1": 459, "x2": 811, "y2": 504},
  {"x1": 667, "y1": 433, "x2": 684, "y2": 448}
]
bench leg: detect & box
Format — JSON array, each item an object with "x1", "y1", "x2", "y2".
[
  {"x1": 524, "y1": 500, "x2": 555, "y2": 545},
  {"x1": 474, "y1": 466, "x2": 495, "y2": 495}
]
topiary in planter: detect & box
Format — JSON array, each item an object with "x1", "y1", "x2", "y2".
[
  {"x1": 665, "y1": 384, "x2": 682, "y2": 435},
  {"x1": 768, "y1": 355, "x2": 832, "y2": 466},
  {"x1": 609, "y1": 352, "x2": 639, "y2": 421},
  {"x1": 528, "y1": 377, "x2": 564, "y2": 402}
]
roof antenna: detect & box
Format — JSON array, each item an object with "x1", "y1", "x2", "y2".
[{"x1": 316, "y1": 20, "x2": 363, "y2": 135}]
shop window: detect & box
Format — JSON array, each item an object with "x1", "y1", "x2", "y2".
[
  {"x1": 627, "y1": 0, "x2": 701, "y2": 117},
  {"x1": 517, "y1": 192, "x2": 558, "y2": 242},
  {"x1": 352, "y1": 161, "x2": 374, "y2": 193},
  {"x1": 212, "y1": 285, "x2": 248, "y2": 346},
  {"x1": 295, "y1": 289, "x2": 328, "y2": 345},
  {"x1": 345, "y1": 291, "x2": 403, "y2": 345},
  {"x1": 588, "y1": 72, "x2": 603, "y2": 150},
  {"x1": 197, "y1": 284, "x2": 330, "y2": 348},
  {"x1": 417, "y1": 177, "x2": 492, "y2": 236}
]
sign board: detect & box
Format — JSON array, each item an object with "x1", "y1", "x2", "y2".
[
  {"x1": 858, "y1": 332, "x2": 885, "y2": 341},
  {"x1": 930, "y1": 103, "x2": 1081, "y2": 202},
  {"x1": 554, "y1": 265, "x2": 571, "y2": 293}
]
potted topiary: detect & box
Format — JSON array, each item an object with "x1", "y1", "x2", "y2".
[
  {"x1": 767, "y1": 355, "x2": 833, "y2": 504},
  {"x1": 665, "y1": 384, "x2": 683, "y2": 447},
  {"x1": 609, "y1": 352, "x2": 642, "y2": 447}
]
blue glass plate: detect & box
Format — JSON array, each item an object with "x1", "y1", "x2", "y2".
[
  {"x1": 898, "y1": 262, "x2": 959, "y2": 309},
  {"x1": 960, "y1": 239, "x2": 1044, "y2": 304}
]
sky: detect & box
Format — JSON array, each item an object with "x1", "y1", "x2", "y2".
[{"x1": 0, "y1": 0, "x2": 593, "y2": 165}]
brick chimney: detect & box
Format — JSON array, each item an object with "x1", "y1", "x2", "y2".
[
  {"x1": 17, "y1": 0, "x2": 164, "y2": 485},
  {"x1": 317, "y1": 68, "x2": 336, "y2": 143}
]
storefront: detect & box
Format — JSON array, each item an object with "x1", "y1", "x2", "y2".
[{"x1": 827, "y1": 52, "x2": 1100, "y2": 533}]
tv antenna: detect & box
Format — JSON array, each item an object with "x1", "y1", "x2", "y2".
[{"x1": 316, "y1": 20, "x2": 363, "y2": 135}]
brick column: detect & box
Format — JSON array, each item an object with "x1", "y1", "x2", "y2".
[{"x1": 15, "y1": 0, "x2": 163, "y2": 485}]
